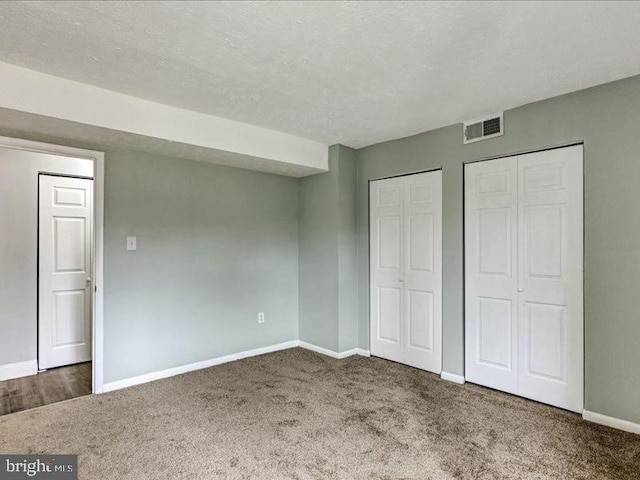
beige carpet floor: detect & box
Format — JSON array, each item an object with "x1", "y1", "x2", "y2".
[{"x1": 0, "y1": 348, "x2": 638, "y2": 479}]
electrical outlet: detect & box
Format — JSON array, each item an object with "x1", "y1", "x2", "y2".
[
  {"x1": 126, "y1": 236, "x2": 137, "y2": 251},
  {"x1": 258, "y1": 312, "x2": 265, "y2": 324}
]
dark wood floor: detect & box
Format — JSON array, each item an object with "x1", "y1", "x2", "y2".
[{"x1": 0, "y1": 362, "x2": 92, "y2": 416}]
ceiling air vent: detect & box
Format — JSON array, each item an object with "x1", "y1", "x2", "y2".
[{"x1": 463, "y1": 114, "x2": 504, "y2": 144}]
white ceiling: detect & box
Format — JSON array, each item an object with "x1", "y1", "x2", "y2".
[{"x1": 1, "y1": 1, "x2": 640, "y2": 149}]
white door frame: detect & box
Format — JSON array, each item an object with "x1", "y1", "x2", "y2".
[
  {"x1": 0, "y1": 135, "x2": 105, "y2": 394},
  {"x1": 368, "y1": 167, "x2": 443, "y2": 371}
]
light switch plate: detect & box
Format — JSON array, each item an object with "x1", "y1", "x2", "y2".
[{"x1": 126, "y1": 236, "x2": 137, "y2": 251}]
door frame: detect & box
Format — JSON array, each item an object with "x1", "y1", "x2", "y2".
[
  {"x1": 368, "y1": 167, "x2": 444, "y2": 369},
  {"x1": 0, "y1": 136, "x2": 105, "y2": 394},
  {"x1": 462, "y1": 141, "x2": 585, "y2": 408}
]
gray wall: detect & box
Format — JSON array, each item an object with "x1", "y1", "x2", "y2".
[
  {"x1": 0, "y1": 133, "x2": 300, "y2": 382},
  {"x1": 337, "y1": 146, "x2": 358, "y2": 352},
  {"x1": 356, "y1": 74, "x2": 640, "y2": 424},
  {"x1": 0, "y1": 147, "x2": 92, "y2": 366},
  {"x1": 103, "y1": 150, "x2": 299, "y2": 383},
  {"x1": 299, "y1": 145, "x2": 358, "y2": 353},
  {"x1": 299, "y1": 146, "x2": 340, "y2": 350}
]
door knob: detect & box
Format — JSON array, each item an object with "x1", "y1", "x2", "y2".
[
  {"x1": 399, "y1": 278, "x2": 405, "y2": 283},
  {"x1": 518, "y1": 287, "x2": 524, "y2": 292}
]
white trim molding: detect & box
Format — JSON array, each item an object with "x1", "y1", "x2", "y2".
[
  {"x1": 441, "y1": 371, "x2": 465, "y2": 384},
  {"x1": 583, "y1": 410, "x2": 640, "y2": 435},
  {"x1": 103, "y1": 341, "x2": 299, "y2": 393},
  {"x1": 103, "y1": 340, "x2": 371, "y2": 394},
  {"x1": 0, "y1": 136, "x2": 105, "y2": 395},
  {"x1": 0, "y1": 360, "x2": 38, "y2": 381},
  {"x1": 93, "y1": 152, "x2": 105, "y2": 394},
  {"x1": 298, "y1": 341, "x2": 369, "y2": 359},
  {"x1": 297, "y1": 341, "x2": 344, "y2": 359}
]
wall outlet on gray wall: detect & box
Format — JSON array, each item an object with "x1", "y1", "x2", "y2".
[{"x1": 258, "y1": 312, "x2": 265, "y2": 324}]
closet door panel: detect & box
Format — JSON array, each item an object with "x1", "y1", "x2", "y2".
[
  {"x1": 465, "y1": 158, "x2": 518, "y2": 394},
  {"x1": 404, "y1": 171, "x2": 442, "y2": 373},
  {"x1": 370, "y1": 177, "x2": 405, "y2": 363},
  {"x1": 517, "y1": 146, "x2": 583, "y2": 413}
]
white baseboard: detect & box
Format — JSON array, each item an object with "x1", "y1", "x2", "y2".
[
  {"x1": 102, "y1": 340, "x2": 299, "y2": 393},
  {"x1": 298, "y1": 341, "x2": 368, "y2": 359},
  {"x1": 0, "y1": 359, "x2": 38, "y2": 381},
  {"x1": 440, "y1": 371, "x2": 465, "y2": 384},
  {"x1": 298, "y1": 341, "x2": 343, "y2": 358},
  {"x1": 583, "y1": 410, "x2": 640, "y2": 435},
  {"x1": 102, "y1": 339, "x2": 373, "y2": 394},
  {"x1": 335, "y1": 348, "x2": 359, "y2": 359}
]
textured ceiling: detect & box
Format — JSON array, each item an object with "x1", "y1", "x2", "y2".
[{"x1": 1, "y1": 1, "x2": 640, "y2": 148}]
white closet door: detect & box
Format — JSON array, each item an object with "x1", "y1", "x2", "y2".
[
  {"x1": 370, "y1": 170, "x2": 442, "y2": 374},
  {"x1": 517, "y1": 146, "x2": 583, "y2": 412},
  {"x1": 464, "y1": 158, "x2": 518, "y2": 394},
  {"x1": 465, "y1": 145, "x2": 583, "y2": 413}
]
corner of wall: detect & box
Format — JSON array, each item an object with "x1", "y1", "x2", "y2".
[
  {"x1": 297, "y1": 146, "x2": 340, "y2": 351},
  {"x1": 337, "y1": 145, "x2": 359, "y2": 353},
  {"x1": 297, "y1": 144, "x2": 360, "y2": 354}
]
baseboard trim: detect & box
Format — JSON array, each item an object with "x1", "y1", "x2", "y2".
[
  {"x1": 583, "y1": 410, "x2": 640, "y2": 435},
  {"x1": 440, "y1": 371, "x2": 465, "y2": 384},
  {"x1": 335, "y1": 348, "x2": 359, "y2": 359},
  {"x1": 102, "y1": 340, "x2": 299, "y2": 393},
  {"x1": 297, "y1": 341, "x2": 368, "y2": 359},
  {"x1": 0, "y1": 360, "x2": 38, "y2": 381},
  {"x1": 102, "y1": 340, "x2": 373, "y2": 394},
  {"x1": 298, "y1": 341, "x2": 343, "y2": 358}
]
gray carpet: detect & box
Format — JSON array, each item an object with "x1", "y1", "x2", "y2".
[{"x1": 0, "y1": 348, "x2": 638, "y2": 479}]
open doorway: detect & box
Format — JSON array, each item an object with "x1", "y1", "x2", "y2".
[{"x1": 0, "y1": 137, "x2": 104, "y2": 416}]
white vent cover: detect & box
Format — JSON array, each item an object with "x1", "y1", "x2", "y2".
[{"x1": 463, "y1": 114, "x2": 504, "y2": 144}]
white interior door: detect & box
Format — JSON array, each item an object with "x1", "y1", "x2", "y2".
[
  {"x1": 465, "y1": 145, "x2": 583, "y2": 412},
  {"x1": 370, "y1": 170, "x2": 442, "y2": 373},
  {"x1": 39, "y1": 174, "x2": 93, "y2": 370}
]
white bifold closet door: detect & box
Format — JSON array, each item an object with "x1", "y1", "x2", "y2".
[
  {"x1": 465, "y1": 145, "x2": 583, "y2": 412},
  {"x1": 370, "y1": 170, "x2": 442, "y2": 374}
]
